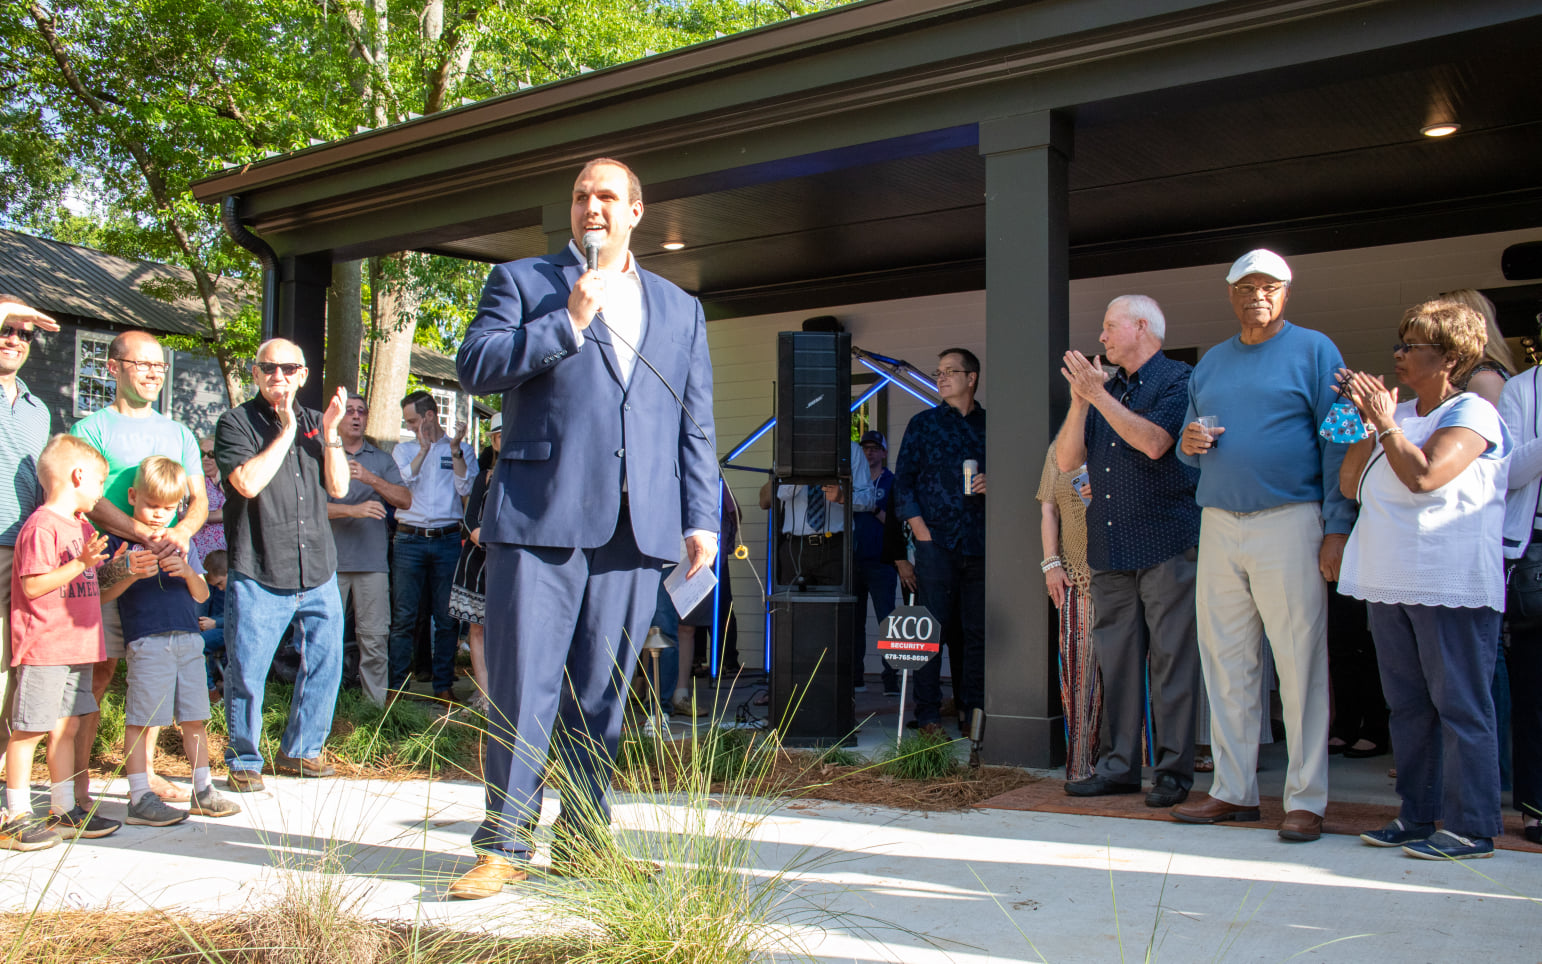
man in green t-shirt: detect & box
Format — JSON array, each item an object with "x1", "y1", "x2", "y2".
[{"x1": 69, "y1": 330, "x2": 207, "y2": 806}]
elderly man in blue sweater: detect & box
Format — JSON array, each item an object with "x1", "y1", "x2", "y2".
[{"x1": 1171, "y1": 249, "x2": 1353, "y2": 843}]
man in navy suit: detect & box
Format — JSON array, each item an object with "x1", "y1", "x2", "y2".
[{"x1": 451, "y1": 158, "x2": 719, "y2": 898}]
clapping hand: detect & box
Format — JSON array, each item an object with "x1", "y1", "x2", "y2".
[
  {"x1": 1338, "y1": 368, "x2": 1398, "y2": 432},
  {"x1": 321, "y1": 385, "x2": 347, "y2": 440},
  {"x1": 1060, "y1": 350, "x2": 1111, "y2": 402},
  {"x1": 78, "y1": 532, "x2": 114, "y2": 569}
]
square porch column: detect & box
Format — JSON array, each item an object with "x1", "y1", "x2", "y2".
[
  {"x1": 272, "y1": 252, "x2": 333, "y2": 412},
  {"x1": 978, "y1": 110, "x2": 1072, "y2": 768}
]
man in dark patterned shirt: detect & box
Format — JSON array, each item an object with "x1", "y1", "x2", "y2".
[
  {"x1": 1055, "y1": 295, "x2": 1201, "y2": 809},
  {"x1": 893, "y1": 347, "x2": 986, "y2": 732}
]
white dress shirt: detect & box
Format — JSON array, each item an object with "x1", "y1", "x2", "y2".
[
  {"x1": 567, "y1": 240, "x2": 645, "y2": 387},
  {"x1": 778, "y1": 442, "x2": 879, "y2": 535},
  {"x1": 393, "y1": 435, "x2": 477, "y2": 528}
]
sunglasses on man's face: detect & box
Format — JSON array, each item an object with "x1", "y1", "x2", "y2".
[
  {"x1": 256, "y1": 361, "x2": 304, "y2": 376},
  {"x1": 0, "y1": 325, "x2": 37, "y2": 343}
]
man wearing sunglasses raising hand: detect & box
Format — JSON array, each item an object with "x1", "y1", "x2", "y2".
[{"x1": 213, "y1": 339, "x2": 349, "y2": 792}]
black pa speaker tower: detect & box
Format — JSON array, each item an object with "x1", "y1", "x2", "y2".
[
  {"x1": 770, "y1": 593, "x2": 856, "y2": 746},
  {"x1": 775, "y1": 331, "x2": 851, "y2": 481}
]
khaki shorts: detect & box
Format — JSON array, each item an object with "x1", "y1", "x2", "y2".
[
  {"x1": 124, "y1": 632, "x2": 209, "y2": 728},
  {"x1": 101, "y1": 597, "x2": 125, "y2": 660},
  {"x1": 11, "y1": 663, "x2": 96, "y2": 734}
]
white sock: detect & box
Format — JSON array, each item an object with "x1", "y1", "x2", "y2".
[
  {"x1": 127, "y1": 772, "x2": 152, "y2": 804},
  {"x1": 673, "y1": 687, "x2": 690, "y2": 701},
  {"x1": 192, "y1": 767, "x2": 211, "y2": 793},
  {"x1": 50, "y1": 781, "x2": 75, "y2": 815},
  {"x1": 4, "y1": 787, "x2": 30, "y2": 817}
]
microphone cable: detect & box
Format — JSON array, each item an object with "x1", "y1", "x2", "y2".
[{"x1": 587, "y1": 315, "x2": 762, "y2": 601}]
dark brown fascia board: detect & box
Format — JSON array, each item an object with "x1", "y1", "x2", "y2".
[
  {"x1": 190, "y1": 0, "x2": 1005, "y2": 203},
  {"x1": 208, "y1": 0, "x2": 1408, "y2": 242},
  {"x1": 192, "y1": 0, "x2": 1381, "y2": 206}
]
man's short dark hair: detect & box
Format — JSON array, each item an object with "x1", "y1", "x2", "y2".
[
  {"x1": 347, "y1": 392, "x2": 367, "y2": 409},
  {"x1": 203, "y1": 549, "x2": 228, "y2": 578},
  {"x1": 939, "y1": 347, "x2": 981, "y2": 376},
  {"x1": 579, "y1": 157, "x2": 643, "y2": 205},
  {"x1": 401, "y1": 390, "x2": 436, "y2": 416}
]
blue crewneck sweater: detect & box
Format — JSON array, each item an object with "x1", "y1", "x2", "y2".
[{"x1": 1178, "y1": 321, "x2": 1354, "y2": 535}]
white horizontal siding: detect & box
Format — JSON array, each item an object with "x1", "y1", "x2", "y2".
[{"x1": 711, "y1": 227, "x2": 1542, "y2": 668}]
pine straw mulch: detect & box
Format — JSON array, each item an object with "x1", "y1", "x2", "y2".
[
  {"x1": 0, "y1": 908, "x2": 579, "y2": 964},
  {"x1": 56, "y1": 712, "x2": 1038, "y2": 813},
  {"x1": 617, "y1": 747, "x2": 1043, "y2": 811}
]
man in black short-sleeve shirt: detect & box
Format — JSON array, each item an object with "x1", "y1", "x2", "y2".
[{"x1": 213, "y1": 338, "x2": 349, "y2": 791}]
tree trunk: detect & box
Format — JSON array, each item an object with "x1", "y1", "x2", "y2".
[
  {"x1": 325, "y1": 259, "x2": 364, "y2": 397},
  {"x1": 363, "y1": 254, "x2": 418, "y2": 450}
]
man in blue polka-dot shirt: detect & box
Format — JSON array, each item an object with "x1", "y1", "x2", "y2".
[{"x1": 1054, "y1": 295, "x2": 1201, "y2": 811}]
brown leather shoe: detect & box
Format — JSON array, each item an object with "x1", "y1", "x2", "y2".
[
  {"x1": 273, "y1": 753, "x2": 335, "y2": 778},
  {"x1": 1278, "y1": 809, "x2": 1324, "y2": 842},
  {"x1": 225, "y1": 769, "x2": 265, "y2": 793},
  {"x1": 1171, "y1": 793, "x2": 1261, "y2": 824},
  {"x1": 447, "y1": 854, "x2": 527, "y2": 899}
]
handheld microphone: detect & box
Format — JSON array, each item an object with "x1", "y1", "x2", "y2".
[{"x1": 583, "y1": 230, "x2": 603, "y2": 272}]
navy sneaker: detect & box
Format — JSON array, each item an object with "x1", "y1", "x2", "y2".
[
  {"x1": 1360, "y1": 817, "x2": 1435, "y2": 848},
  {"x1": 1402, "y1": 829, "x2": 1494, "y2": 860}
]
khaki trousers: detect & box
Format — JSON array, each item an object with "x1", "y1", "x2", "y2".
[{"x1": 1195, "y1": 502, "x2": 1330, "y2": 815}]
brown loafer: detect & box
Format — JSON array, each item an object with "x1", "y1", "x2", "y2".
[
  {"x1": 273, "y1": 753, "x2": 335, "y2": 778},
  {"x1": 447, "y1": 854, "x2": 527, "y2": 899},
  {"x1": 1171, "y1": 793, "x2": 1261, "y2": 824},
  {"x1": 225, "y1": 769, "x2": 265, "y2": 793},
  {"x1": 1278, "y1": 809, "x2": 1324, "y2": 842}
]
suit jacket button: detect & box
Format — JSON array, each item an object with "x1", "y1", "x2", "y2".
[{"x1": 615, "y1": 448, "x2": 624, "y2": 457}]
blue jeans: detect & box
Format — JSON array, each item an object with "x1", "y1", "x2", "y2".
[
  {"x1": 388, "y1": 531, "x2": 462, "y2": 693},
  {"x1": 223, "y1": 572, "x2": 344, "y2": 771}
]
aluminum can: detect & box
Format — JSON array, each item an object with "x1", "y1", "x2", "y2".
[{"x1": 962, "y1": 459, "x2": 978, "y2": 495}]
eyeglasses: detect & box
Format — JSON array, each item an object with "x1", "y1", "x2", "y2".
[
  {"x1": 256, "y1": 361, "x2": 304, "y2": 376},
  {"x1": 931, "y1": 368, "x2": 972, "y2": 379},
  {"x1": 1230, "y1": 282, "x2": 1288, "y2": 298},
  {"x1": 0, "y1": 325, "x2": 37, "y2": 343},
  {"x1": 1392, "y1": 342, "x2": 1440, "y2": 354},
  {"x1": 200, "y1": 449, "x2": 216, "y2": 458},
  {"x1": 118, "y1": 359, "x2": 170, "y2": 374}
]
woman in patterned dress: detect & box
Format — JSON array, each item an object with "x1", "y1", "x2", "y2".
[{"x1": 1037, "y1": 444, "x2": 1103, "y2": 780}]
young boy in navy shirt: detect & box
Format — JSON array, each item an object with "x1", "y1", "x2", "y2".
[{"x1": 100, "y1": 456, "x2": 239, "y2": 826}]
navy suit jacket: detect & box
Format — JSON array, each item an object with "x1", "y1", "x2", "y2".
[{"x1": 456, "y1": 246, "x2": 718, "y2": 563}]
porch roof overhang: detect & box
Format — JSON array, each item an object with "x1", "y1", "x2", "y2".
[{"x1": 192, "y1": 0, "x2": 1542, "y2": 319}]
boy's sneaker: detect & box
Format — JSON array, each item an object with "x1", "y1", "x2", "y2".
[
  {"x1": 1402, "y1": 829, "x2": 1494, "y2": 860},
  {"x1": 48, "y1": 805, "x2": 122, "y2": 839},
  {"x1": 126, "y1": 791, "x2": 188, "y2": 827},
  {"x1": 1360, "y1": 817, "x2": 1435, "y2": 847},
  {"x1": 188, "y1": 787, "x2": 241, "y2": 818},
  {"x1": 0, "y1": 814, "x2": 61, "y2": 852}
]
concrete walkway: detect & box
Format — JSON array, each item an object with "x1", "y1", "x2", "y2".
[{"x1": 1, "y1": 766, "x2": 1536, "y2": 963}]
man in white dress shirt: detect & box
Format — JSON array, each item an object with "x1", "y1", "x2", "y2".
[{"x1": 387, "y1": 391, "x2": 476, "y2": 702}]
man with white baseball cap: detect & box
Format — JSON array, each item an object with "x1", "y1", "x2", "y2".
[{"x1": 1171, "y1": 249, "x2": 1352, "y2": 843}]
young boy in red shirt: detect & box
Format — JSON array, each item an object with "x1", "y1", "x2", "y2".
[{"x1": 0, "y1": 435, "x2": 122, "y2": 850}]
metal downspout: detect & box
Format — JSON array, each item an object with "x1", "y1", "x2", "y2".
[{"x1": 220, "y1": 196, "x2": 278, "y2": 338}]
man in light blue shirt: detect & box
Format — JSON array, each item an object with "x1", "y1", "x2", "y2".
[{"x1": 1170, "y1": 249, "x2": 1349, "y2": 844}]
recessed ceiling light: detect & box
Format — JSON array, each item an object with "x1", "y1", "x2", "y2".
[
  {"x1": 661, "y1": 241, "x2": 686, "y2": 250},
  {"x1": 1421, "y1": 122, "x2": 1460, "y2": 137}
]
